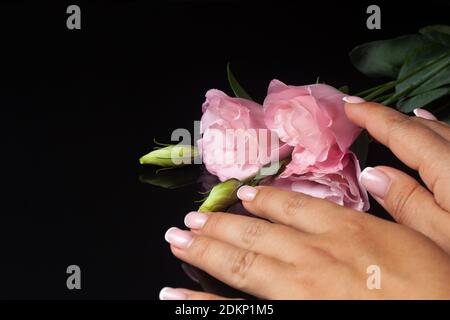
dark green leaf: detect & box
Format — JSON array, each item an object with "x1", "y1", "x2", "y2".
[
  {"x1": 396, "y1": 44, "x2": 450, "y2": 97},
  {"x1": 226, "y1": 63, "x2": 252, "y2": 100},
  {"x1": 350, "y1": 130, "x2": 369, "y2": 168},
  {"x1": 349, "y1": 35, "x2": 430, "y2": 78},
  {"x1": 397, "y1": 86, "x2": 450, "y2": 113},
  {"x1": 420, "y1": 25, "x2": 450, "y2": 47}
]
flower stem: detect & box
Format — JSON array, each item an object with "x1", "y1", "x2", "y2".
[
  {"x1": 357, "y1": 51, "x2": 450, "y2": 103},
  {"x1": 381, "y1": 58, "x2": 450, "y2": 105},
  {"x1": 363, "y1": 81, "x2": 396, "y2": 101}
]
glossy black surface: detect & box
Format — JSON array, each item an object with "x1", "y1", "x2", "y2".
[{"x1": 0, "y1": 1, "x2": 448, "y2": 299}]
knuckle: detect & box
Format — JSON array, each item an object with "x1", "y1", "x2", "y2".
[
  {"x1": 190, "y1": 237, "x2": 212, "y2": 262},
  {"x1": 391, "y1": 183, "x2": 423, "y2": 224},
  {"x1": 423, "y1": 160, "x2": 450, "y2": 207},
  {"x1": 343, "y1": 215, "x2": 367, "y2": 239},
  {"x1": 386, "y1": 115, "x2": 414, "y2": 146},
  {"x1": 282, "y1": 194, "x2": 309, "y2": 217},
  {"x1": 202, "y1": 213, "x2": 225, "y2": 234},
  {"x1": 240, "y1": 220, "x2": 267, "y2": 248},
  {"x1": 229, "y1": 250, "x2": 259, "y2": 289},
  {"x1": 434, "y1": 177, "x2": 450, "y2": 212},
  {"x1": 254, "y1": 187, "x2": 273, "y2": 209}
]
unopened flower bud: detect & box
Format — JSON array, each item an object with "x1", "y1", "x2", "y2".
[
  {"x1": 198, "y1": 179, "x2": 242, "y2": 212},
  {"x1": 139, "y1": 145, "x2": 199, "y2": 167}
]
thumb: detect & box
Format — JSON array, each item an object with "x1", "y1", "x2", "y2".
[{"x1": 359, "y1": 166, "x2": 450, "y2": 253}]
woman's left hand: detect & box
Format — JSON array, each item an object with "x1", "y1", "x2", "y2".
[{"x1": 160, "y1": 185, "x2": 450, "y2": 300}]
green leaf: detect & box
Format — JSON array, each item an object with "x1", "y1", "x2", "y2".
[
  {"x1": 349, "y1": 35, "x2": 430, "y2": 78},
  {"x1": 396, "y1": 44, "x2": 450, "y2": 97},
  {"x1": 350, "y1": 130, "x2": 369, "y2": 168},
  {"x1": 227, "y1": 63, "x2": 252, "y2": 100},
  {"x1": 397, "y1": 86, "x2": 450, "y2": 113},
  {"x1": 338, "y1": 85, "x2": 350, "y2": 94},
  {"x1": 420, "y1": 25, "x2": 450, "y2": 47}
]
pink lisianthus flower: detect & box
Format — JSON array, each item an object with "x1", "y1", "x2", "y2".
[
  {"x1": 263, "y1": 80, "x2": 369, "y2": 211},
  {"x1": 269, "y1": 152, "x2": 369, "y2": 211},
  {"x1": 264, "y1": 80, "x2": 362, "y2": 176},
  {"x1": 198, "y1": 89, "x2": 292, "y2": 182}
]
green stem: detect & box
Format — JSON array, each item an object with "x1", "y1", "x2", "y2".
[
  {"x1": 354, "y1": 82, "x2": 392, "y2": 97},
  {"x1": 357, "y1": 51, "x2": 450, "y2": 102},
  {"x1": 363, "y1": 81, "x2": 396, "y2": 101},
  {"x1": 372, "y1": 92, "x2": 394, "y2": 102},
  {"x1": 382, "y1": 58, "x2": 450, "y2": 105},
  {"x1": 395, "y1": 51, "x2": 450, "y2": 84}
]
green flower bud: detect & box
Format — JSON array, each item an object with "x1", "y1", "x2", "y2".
[
  {"x1": 139, "y1": 145, "x2": 199, "y2": 167},
  {"x1": 198, "y1": 179, "x2": 242, "y2": 212}
]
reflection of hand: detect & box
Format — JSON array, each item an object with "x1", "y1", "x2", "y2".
[
  {"x1": 180, "y1": 263, "x2": 249, "y2": 300},
  {"x1": 159, "y1": 102, "x2": 450, "y2": 300}
]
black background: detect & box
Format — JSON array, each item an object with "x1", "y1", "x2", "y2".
[{"x1": 0, "y1": 0, "x2": 449, "y2": 299}]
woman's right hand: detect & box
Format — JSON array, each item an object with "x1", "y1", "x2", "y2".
[{"x1": 344, "y1": 99, "x2": 450, "y2": 254}]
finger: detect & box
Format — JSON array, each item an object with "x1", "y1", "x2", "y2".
[
  {"x1": 414, "y1": 116, "x2": 450, "y2": 141},
  {"x1": 345, "y1": 101, "x2": 450, "y2": 211},
  {"x1": 184, "y1": 211, "x2": 313, "y2": 263},
  {"x1": 159, "y1": 287, "x2": 237, "y2": 300},
  {"x1": 360, "y1": 166, "x2": 450, "y2": 254},
  {"x1": 236, "y1": 185, "x2": 355, "y2": 234},
  {"x1": 165, "y1": 227, "x2": 294, "y2": 299},
  {"x1": 182, "y1": 263, "x2": 255, "y2": 298}
]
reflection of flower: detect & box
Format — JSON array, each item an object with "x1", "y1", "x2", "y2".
[
  {"x1": 267, "y1": 153, "x2": 369, "y2": 211},
  {"x1": 197, "y1": 167, "x2": 220, "y2": 193}
]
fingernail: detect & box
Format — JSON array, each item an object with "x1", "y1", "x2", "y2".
[
  {"x1": 184, "y1": 211, "x2": 208, "y2": 229},
  {"x1": 359, "y1": 167, "x2": 391, "y2": 198},
  {"x1": 237, "y1": 185, "x2": 258, "y2": 201},
  {"x1": 413, "y1": 108, "x2": 437, "y2": 120},
  {"x1": 164, "y1": 227, "x2": 193, "y2": 249},
  {"x1": 342, "y1": 96, "x2": 366, "y2": 104},
  {"x1": 159, "y1": 287, "x2": 188, "y2": 300}
]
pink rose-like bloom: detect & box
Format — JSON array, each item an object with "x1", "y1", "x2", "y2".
[
  {"x1": 269, "y1": 152, "x2": 369, "y2": 211},
  {"x1": 198, "y1": 89, "x2": 292, "y2": 182},
  {"x1": 264, "y1": 80, "x2": 362, "y2": 176}
]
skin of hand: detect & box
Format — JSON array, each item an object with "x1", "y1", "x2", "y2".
[{"x1": 159, "y1": 101, "x2": 450, "y2": 300}]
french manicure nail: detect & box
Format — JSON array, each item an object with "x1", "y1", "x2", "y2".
[
  {"x1": 164, "y1": 227, "x2": 193, "y2": 249},
  {"x1": 184, "y1": 211, "x2": 208, "y2": 229},
  {"x1": 359, "y1": 167, "x2": 391, "y2": 199},
  {"x1": 342, "y1": 96, "x2": 366, "y2": 104},
  {"x1": 413, "y1": 108, "x2": 437, "y2": 120},
  {"x1": 159, "y1": 287, "x2": 188, "y2": 300},
  {"x1": 237, "y1": 185, "x2": 258, "y2": 201}
]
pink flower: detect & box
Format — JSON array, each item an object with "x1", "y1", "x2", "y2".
[
  {"x1": 198, "y1": 89, "x2": 292, "y2": 182},
  {"x1": 268, "y1": 152, "x2": 369, "y2": 211},
  {"x1": 264, "y1": 80, "x2": 362, "y2": 176}
]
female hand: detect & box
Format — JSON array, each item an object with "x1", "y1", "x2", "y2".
[
  {"x1": 344, "y1": 100, "x2": 450, "y2": 254},
  {"x1": 159, "y1": 101, "x2": 450, "y2": 300}
]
